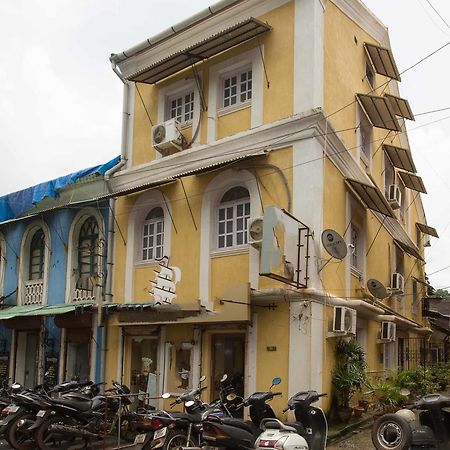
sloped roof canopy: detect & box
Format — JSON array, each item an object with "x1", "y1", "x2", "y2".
[
  {"x1": 364, "y1": 43, "x2": 401, "y2": 81},
  {"x1": 383, "y1": 144, "x2": 417, "y2": 173},
  {"x1": 345, "y1": 178, "x2": 395, "y2": 217},
  {"x1": 398, "y1": 171, "x2": 427, "y2": 193},
  {"x1": 128, "y1": 18, "x2": 271, "y2": 84},
  {"x1": 394, "y1": 239, "x2": 424, "y2": 261},
  {"x1": 357, "y1": 94, "x2": 401, "y2": 131},
  {"x1": 416, "y1": 223, "x2": 439, "y2": 238},
  {"x1": 384, "y1": 94, "x2": 415, "y2": 120}
]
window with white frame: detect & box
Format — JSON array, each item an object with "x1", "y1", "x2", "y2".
[
  {"x1": 350, "y1": 223, "x2": 361, "y2": 270},
  {"x1": 29, "y1": 229, "x2": 45, "y2": 280},
  {"x1": 76, "y1": 216, "x2": 100, "y2": 292},
  {"x1": 222, "y1": 68, "x2": 252, "y2": 109},
  {"x1": 142, "y1": 207, "x2": 165, "y2": 261},
  {"x1": 166, "y1": 91, "x2": 195, "y2": 125},
  {"x1": 359, "y1": 108, "x2": 372, "y2": 167},
  {"x1": 217, "y1": 187, "x2": 250, "y2": 249},
  {"x1": 384, "y1": 153, "x2": 395, "y2": 196},
  {"x1": 365, "y1": 61, "x2": 375, "y2": 89}
]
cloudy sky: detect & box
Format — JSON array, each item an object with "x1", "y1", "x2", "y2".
[{"x1": 0, "y1": 0, "x2": 449, "y2": 288}]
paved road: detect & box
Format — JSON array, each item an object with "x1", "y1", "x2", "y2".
[{"x1": 327, "y1": 423, "x2": 374, "y2": 449}]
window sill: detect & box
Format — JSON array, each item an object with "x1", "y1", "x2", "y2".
[
  {"x1": 134, "y1": 260, "x2": 161, "y2": 268},
  {"x1": 217, "y1": 102, "x2": 251, "y2": 118},
  {"x1": 210, "y1": 246, "x2": 249, "y2": 258}
]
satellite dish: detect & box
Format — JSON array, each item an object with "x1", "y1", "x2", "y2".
[
  {"x1": 367, "y1": 279, "x2": 388, "y2": 299},
  {"x1": 321, "y1": 229, "x2": 347, "y2": 260}
]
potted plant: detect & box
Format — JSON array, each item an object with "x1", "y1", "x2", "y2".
[
  {"x1": 331, "y1": 339, "x2": 367, "y2": 423},
  {"x1": 366, "y1": 380, "x2": 403, "y2": 417}
]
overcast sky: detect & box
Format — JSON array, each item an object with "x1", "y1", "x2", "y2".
[{"x1": 1, "y1": 0, "x2": 449, "y2": 289}]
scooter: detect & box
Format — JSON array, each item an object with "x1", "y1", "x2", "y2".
[
  {"x1": 254, "y1": 390, "x2": 328, "y2": 450},
  {"x1": 371, "y1": 392, "x2": 450, "y2": 450}
]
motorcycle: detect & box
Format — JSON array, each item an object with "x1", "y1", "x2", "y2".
[
  {"x1": 254, "y1": 390, "x2": 328, "y2": 450},
  {"x1": 371, "y1": 392, "x2": 450, "y2": 450},
  {"x1": 31, "y1": 381, "x2": 131, "y2": 450},
  {"x1": 199, "y1": 377, "x2": 283, "y2": 450}
]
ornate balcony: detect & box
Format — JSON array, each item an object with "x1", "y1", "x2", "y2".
[{"x1": 24, "y1": 280, "x2": 44, "y2": 305}]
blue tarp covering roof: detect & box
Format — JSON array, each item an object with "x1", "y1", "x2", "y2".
[{"x1": 0, "y1": 156, "x2": 120, "y2": 223}]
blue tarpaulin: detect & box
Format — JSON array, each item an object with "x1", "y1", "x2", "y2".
[{"x1": 0, "y1": 156, "x2": 120, "y2": 223}]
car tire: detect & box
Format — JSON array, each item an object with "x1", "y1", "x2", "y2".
[{"x1": 371, "y1": 413, "x2": 413, "y2": 450}]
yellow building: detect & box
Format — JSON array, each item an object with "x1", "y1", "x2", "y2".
[{"x1": 104, "y1": 0, "x2": 436, "y2": 413}]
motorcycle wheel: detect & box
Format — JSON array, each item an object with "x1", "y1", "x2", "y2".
[
  {"x1": 34, "y1": 415, "x2": 85, "y2": 450},
  {"x1": 163, "y1": 430, "x2": 196, "y2": 450},
  {"x1": 371, "y1": 413, "x2": 413, "y2": 450},
  {"x1": 4, "y1": 412, "x2": 36, "y2": 450}
]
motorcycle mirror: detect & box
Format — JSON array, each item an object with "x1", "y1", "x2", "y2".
[
  {"x1": 161, "y1": 393, "x2": 171, "y2": 399},
  {"x1": 270, "y1": 377, "x2": 282, "y2": 389},
  {"x1": 220, "y1": 374, "x2": 228, "y2": 383},
  {"x1": 400, "y1": 388, "x2": 411, "y2": 397},
  {"x1": 185, "y1": 400, "x2": 195, "y2": 407},
  {"x1": 226, "y1": 393, "x2": 237, "y2": 401}
]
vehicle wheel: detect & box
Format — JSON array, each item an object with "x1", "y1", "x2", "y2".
[
  {"x1": 164, "y1": 430, "x2": 196, "y2": 450},
  {"x1": 4, "y1": 412, "x2": 36, "y2": 450},
  {"x1": 34, "y1": 415, "x2": 83, "y2": 450},
  {"x1": 371, "y1": 413, "x2": 413, "y2": 450}
]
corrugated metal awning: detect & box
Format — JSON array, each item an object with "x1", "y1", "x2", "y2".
[
  {"x1": 384, "y1": 94, "x2": 414, "y2": 120},
  {"x1": 398, "y1": 171, "x2": 427, "y2": 193},
  {"x1": 127, "y1": 18, "x2": 271, "y2": 84},
  {"x1": 416, "y1": 222, "x2": 439, "y2": 238},
  {"x1": 383, "y1": 144, "x2": 417, "y2": 173},
  {"x1": 345, "y1": 178, "x2": 395, "y2": 217},
  {"x1": 394, "y1": 239, "x2": 424, "y2": 261},
  {"x1": 357, "y1": 94, "x2": 401, "y2": 131},
  {"x1": 364, "y1": 43, "x2": 401, "y2": 81}
]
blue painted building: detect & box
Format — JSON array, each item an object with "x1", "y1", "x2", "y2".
[{"x1": 0, "y1": 156, "x2": 120, "y2": 387}]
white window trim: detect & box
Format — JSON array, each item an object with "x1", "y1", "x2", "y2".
[
  {"x1": 218, "y1": 66, "x2": 253, "y2": 115},
  {"x1": 18, "y1": 221, "x2": 51, "y2": 306},
  {"x1": 125, "y1": 190, "x2": 173, "y2": 303},
  {"x1": 65, "y1": 208, "x2": 105, "y2": 304},
  {"x1": 200, "y1": 169, "x2": 261, "y2": 310},
  {"x1": 140, "y1": 208, "x2": 165, "y2": 263},
  {"x1": 157, "y1": 77, "x2": 201, "y2": 146},
  {"x1": 166, "y1": 90, "x2": 195, "y2": 127},
  {"x1": 208, "y1": 47, "x2": 263, "y2": 143}
]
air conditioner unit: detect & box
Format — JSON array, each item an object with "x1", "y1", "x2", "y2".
[
  {"x1": 332, "y1": 306, "x2": 357, "y2": 335},
  {"x1": 387, "y1": 184, "x2": 402, "y2": 210},
  {"x1": 391, "y1": 272, "x2": 405, "y2": 293},
  {"x1": 152, "y1": 119, "x2": 183, "y2": 156},
  {"x1": 248, "y1": 217, "x2": 264, "y2": 249},
  {"x1": 380, "y1": 321, "x2": 396, "y2": 342}
]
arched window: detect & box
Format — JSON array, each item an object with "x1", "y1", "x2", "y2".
[
  {"x1": 29, "y1": 229, "x2": 45, "y2": 280},
  {"x1": 77, "y1": 216, "x2": 99, "y2": 291},
  {"x1": 142, "y1": 207, "x2": 164, "y2": 261},
  {"x1": 217, "y1": 186, "x2": 250, "y2": 249}
]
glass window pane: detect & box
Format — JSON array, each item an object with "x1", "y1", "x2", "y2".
[
  {"x1": 226, "y1": 235, "x2": 233, "y2": 247},
  {"x1": 226, "y1": 221, "x2": 233, "y2": 233},
  {"x1": 219, "y1": 208, "x2": 225, "y2": 220},
  {"x1": 219, "y1": 236, "x2": 225, "y2": 248},
  {"x1": 219, "y1": 222, "x2": 225, "y2": 234}
]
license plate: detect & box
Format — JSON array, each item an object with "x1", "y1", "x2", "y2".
[
  {"x1": 154, "y1": 427, "x2": 167, "y2": 440},
  {"x1": 134, "y1": 433, "x2": 146, "y2": 444},
  {"x1": 36, "y1": 410, "x2": 46, "y2": 417},
  {"x1": 9, "y1": 406, "x2": 19, "y2": 413}
]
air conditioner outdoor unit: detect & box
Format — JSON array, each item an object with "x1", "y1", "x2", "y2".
[
  {"x1": 247, "y1": 217, "x2": 264, "y2": 249},
  {"x1": 332, "y1": 306, "x2": 357, "y2": 335},
  {"x1": 380, "y1": 321, "x2": 396, "y2": 342},
  {"x1": 152, "y1": 119, "x2": 183, "y2": 156},
  {"x1": 391, "y1": 272, "x2": 405, "y2": 293},
  {"x1": 387, "y1": 184, "x2": 401, "y2": 210}
]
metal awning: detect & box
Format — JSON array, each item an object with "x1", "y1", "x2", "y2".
[
  {"x1": 356, "y1": 94, "x2": 401, "y2": 131},
  {"x1": 398, "y1": 171, "x2": 427, "y2": 193},
  {"x1": 394, "y1": 239, "x2": 424, "y2": 261},
  {"x1": 383, "y1": 144, "x2": 417, "y2": 173},
  {"x1": 345, "y1": 178, "x2": 395, "y2": 217},
  {"x1": 0, "y1": 302, "x2": 94, "y2": 320},
  {"x1": 364, "y1": 43, "x2": 401, "y2": 81},
  {"x1": 384, "y1": 94, "x2": 414, "y2": 120},
  {"x1": 416, "y1": 223, "x2": 439, "y2": 238},
  {"x1": 127, "y1": 18, "x2": 271, "y2": 84}
]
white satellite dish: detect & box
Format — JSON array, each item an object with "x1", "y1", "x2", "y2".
[
  {"x1": 367, "y1": 279, "x2": 388, "y2": 299},
  {"x1": 321, "y1": 229, "x2": 347, "y2": 260}
]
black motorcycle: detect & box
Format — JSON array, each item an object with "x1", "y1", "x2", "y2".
[
  {"x1": 32, "y1": 381, "x2": 131, "y2": 450},
  {"x1": 372, "y1": 392, "x2": 450, "y2": 450}
]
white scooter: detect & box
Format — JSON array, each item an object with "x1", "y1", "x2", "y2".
[{"x1": 254, "y1": 390, "x2": 328, "y2": 450}]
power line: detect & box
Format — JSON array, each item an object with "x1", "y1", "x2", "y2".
[{"x1": 424, "y1": 0, "x2": 450, "y2": 31}]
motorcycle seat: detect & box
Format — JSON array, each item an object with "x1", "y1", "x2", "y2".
[
  {"x1": 221, "y1": 417, "x2": 255, "y2": 434},
  {"x1": 170, "y1": 412, "x2": 202, "y2": 423},
  {"x1": 52, "y1": 397, "x2": 93, "y2": 412},
  {"x1": 285, "y1": 421, "x2": 306, "y2": 436}
]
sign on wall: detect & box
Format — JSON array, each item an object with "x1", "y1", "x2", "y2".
[{"x1": 150, "y1": 257, "x2": 181, "y2": 304}]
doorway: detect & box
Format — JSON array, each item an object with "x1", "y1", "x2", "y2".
[{"x1": 16, "y1": 331, "x2": 39, "y2": 388}]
